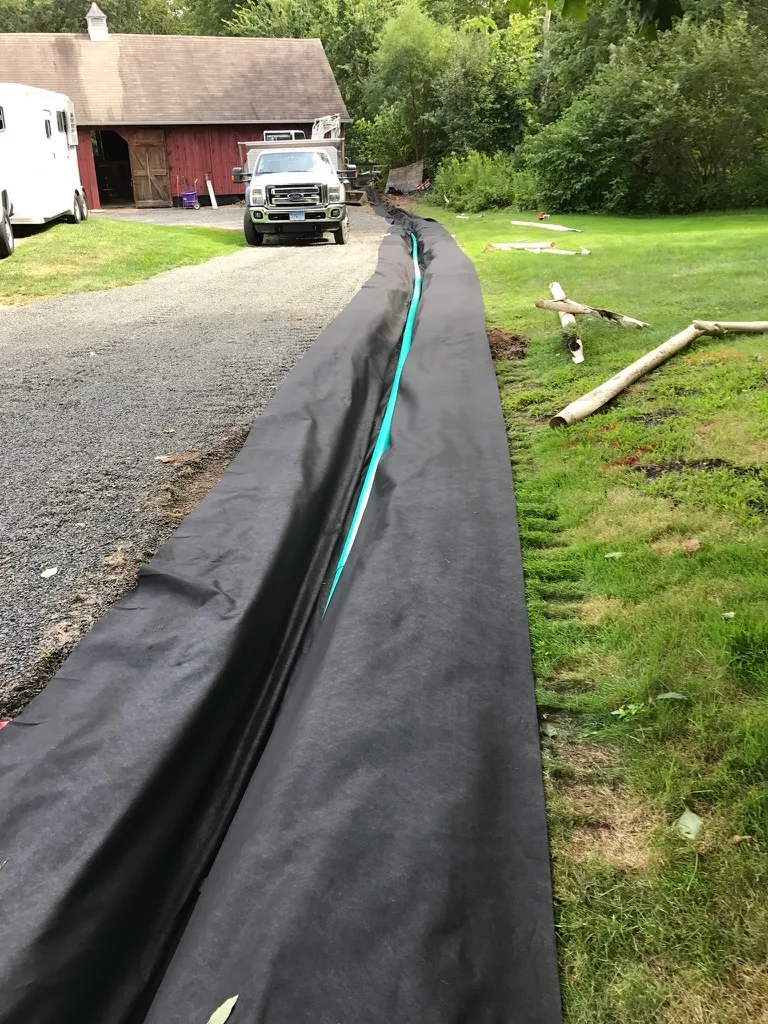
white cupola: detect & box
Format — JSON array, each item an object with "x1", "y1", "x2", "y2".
[{"x1": 86, "y1": 3, "x2": 109, "y2": 41}]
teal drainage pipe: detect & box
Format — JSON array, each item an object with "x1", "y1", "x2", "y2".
[{"x1": 324, "y1": 231, "x2": 422, "y2": 612}]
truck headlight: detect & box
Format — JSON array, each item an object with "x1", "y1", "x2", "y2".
[
  {"x1": 328, "y1": 185, "x2": 341, "y2": 202},
  {"x1": 249, "y1": 186, "x2": 265, "y2": 206}
]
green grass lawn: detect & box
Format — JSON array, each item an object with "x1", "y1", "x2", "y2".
[
  {"x1": 422, "y1": 205, "x2": 768, "y2": 1023},
  {"x1": 0, "y1": 217, "x2": 244, "y2": 306}
]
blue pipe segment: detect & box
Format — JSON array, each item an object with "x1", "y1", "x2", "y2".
[{"x1": 324, "y1": 231, "x2": 422, "y2": 611}]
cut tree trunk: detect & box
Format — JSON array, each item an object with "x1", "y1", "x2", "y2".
[
  {"x1": 535, "y1": 297, "x2": 648, "y2": 328},
  {"x1": 550, "y1": 318, "x2": 768, "y2": 427},
  {"x1": 693, "y1": 320, "x2": 768, "y2": 333},
  {"x1": 550, "y1": 282, "x2": 583, "y2": 364},
  {"x1": 551, "y1": 324, "x2": 704, "y2": 427}
]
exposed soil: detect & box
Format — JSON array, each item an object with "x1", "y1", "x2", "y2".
[
  {"x1": 487, "y1": 327, "x2": 529, "y2": 360},
  {"x1": 605, "y1": 444, "x2": 658, "y2": 469},
  {"x1": 0, "y1": 545, "x2": 143, "y2": 720},
  {"x1": 153, "y1": 428, "x2": 248, "y2": 522},
  {"x1": 379, "y1": 193, "x2": 421, "y2": 212},
  {"x1": 0, "y1": 429, "x2": 249, "y2": 721}
]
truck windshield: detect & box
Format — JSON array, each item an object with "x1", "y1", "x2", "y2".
[{"x1": 255, "y1": 152, "x2": 318, "y2": 174}]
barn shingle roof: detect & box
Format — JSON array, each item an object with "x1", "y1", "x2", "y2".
[{"x1": 0, "y1": 34, "x2": 348, "y2": 125}]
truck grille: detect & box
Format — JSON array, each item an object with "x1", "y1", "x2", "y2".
[{"x1": 267, "y1": 184, "x2": 325, "y2": 207}]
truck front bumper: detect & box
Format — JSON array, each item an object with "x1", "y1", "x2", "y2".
[{"x1": 248, "y1": 205, "x2": 345, "y2": 233}]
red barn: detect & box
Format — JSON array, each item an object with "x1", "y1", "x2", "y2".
[{"x1": 0, "y1": 4, "x2": 349, "y2": 210}]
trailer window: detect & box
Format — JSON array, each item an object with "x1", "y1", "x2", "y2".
[
  {"x1": 0, "y1": 107, "x2": 4, "y2": 131},
  {"x1": 56, "y1": 111, "x2": 67, "y2": 132},
  {"x1": 44, "y1": 119, "x2": 52, "y2": 139}
]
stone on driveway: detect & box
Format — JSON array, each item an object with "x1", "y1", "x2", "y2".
[{"x1": 0, "y1": 206, "x2": 385, "y2": 715}]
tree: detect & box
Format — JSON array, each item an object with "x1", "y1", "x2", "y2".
[
  {"x1": 365, "y1": 1, "x2": 452, "y2": 159},
  {"x1": 428, "y1": 15, "x2": 537, "y2": 157},
  {"x1": 186, "y1": 0, "x2": 241, "y2": 34},
  {"x1": 349, "y1": 103, "x2": 415, "y2": 174},
  {"x1": 0, "y1": 0, "x2": 185, "y2": 33},
  {"x1": 228, "y1": 0, "x2": 395, "y2": 115},
  {"x1": 524, "y1": 15, "x2": 768, "y2": 213},
  {"x1": 528, "y1": 0, "x2": 634, "y2": 125}
]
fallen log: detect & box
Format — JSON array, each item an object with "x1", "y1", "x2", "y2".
[
  {"x1": 545, "y1": 247, "x2": 591, "y2": 256},
  {"x1": 550, "y1": 319, "x2": 768, "y2": 427},
  {"x1": 510, "y1": 220, "x2": 581, "y2": 233},
  {"x1": 490, "y1": 242, "x2": 590, "y2": 255},
  {"x1": 693, "y1": 319, "x2": 768, "y2": 334},
  {"x1": 491, "y1": 241, "x2": 555, "y2": 251},
  {"x1": 549, "y1": 282, "x2": 583, "y2": 364},
  {"x1": 535, "y1": 297, "x2": 649, "y2": 328}
]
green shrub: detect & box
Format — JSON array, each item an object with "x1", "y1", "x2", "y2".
[
  {"x1": 524, "y1": 15, "x2": 768, "y2": 214},
  {"x1": 433, "y1": 151, "x2": 540, "y2": 212},
  {"x1": 349, "y1": 105, "x2": 415, "y2": 184}
]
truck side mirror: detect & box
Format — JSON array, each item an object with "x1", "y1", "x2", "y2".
[{"x1": 232, "y1": 167, "x2": 244, "y2": 184}]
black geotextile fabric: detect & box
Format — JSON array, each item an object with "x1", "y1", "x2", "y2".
[{"x1": 0, "y1": 213, "x2": 562, "y2": 1024}]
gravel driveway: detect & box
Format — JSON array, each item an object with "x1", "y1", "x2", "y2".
[
  {"x1": 0, "y1": 207, "x2": 384, "y2": 716},
  {"x1": 93, "y1": 204, "x2": 248, "y2": 230}
]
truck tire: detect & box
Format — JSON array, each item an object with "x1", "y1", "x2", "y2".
[
  {"x1": 334, "y1": 216, "x2": 349, "y2": 245},
  {"x1": 243, "y1": 213, "x2": 263, "y2": 246},
  {"x1": 77, "y1": 191, "x2": 89, "y2": 221},
  {"x1": 68, "y1": 193, "x2": 83, "y2": 224},
  {"x1": 0, "y1": 206, "x2": 14, "y2": 259}
]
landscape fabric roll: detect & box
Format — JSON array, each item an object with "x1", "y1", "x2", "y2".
[{"x1": 0, "y1": 213, "x2": 562, "y2": 1024}]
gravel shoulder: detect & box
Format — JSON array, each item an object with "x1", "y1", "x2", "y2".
[{"x1": 0, "y1": 206, "x2": 385, "y2": 716}]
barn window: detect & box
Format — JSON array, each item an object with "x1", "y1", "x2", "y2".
[{"x1": 0, "y1": 106, "x2": 5, "y2": 131}]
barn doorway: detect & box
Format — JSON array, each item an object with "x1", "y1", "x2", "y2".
[
  {"x1": 92, "y1": 130, "x2": 133, "y2": 205},
  {"x1": 127, "y1": 130, "x2": 172, "y2": 208}
]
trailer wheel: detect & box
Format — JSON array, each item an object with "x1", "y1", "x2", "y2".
[
  {"x1": 333, "y1": 216, "x2": 349, "y2": 245},
  {"x1": 243, "y1": 213, "x2": 263, "y2": 246},
  {"x1": 68, "y1": 193, "x2": 83, "y2": 224},
  {"x1": 77, "y1": 191, "x2": 89, "y2": 221},
  {"x1": 0, "y1": 206, "x2": 14, "y2": 259}
]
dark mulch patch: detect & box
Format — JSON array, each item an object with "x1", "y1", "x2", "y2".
[
  {"x1": 488, "y1": 328, "x2": 529, "y2": 360},
  {"x1": 635, "y1": 458, "x2": 765, "y2": 479},
  {"x1": 631, "y1": 408, "x2": 679, "y2": 426}
]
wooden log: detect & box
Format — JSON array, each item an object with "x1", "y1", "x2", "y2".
[
  {"x1": 544, "y1": 247, "x2": 590, "y2": 255},
  {"x1": 510, "y1": 219, "x2": 581, "y2": 233},
  {"x1": 693, "y1": 320, "x2": 768, "y2": 334},
  {"x1": 550, "y1": 324, "x2": 705, "y2": 427},
  {"x1": 550, "y1": 282, "x2": 583, "y2": 364},
  {"x1": 492, "y1": 241, "x2": 555, "y2": 251},
  {"x1": 535, "y1": 297, "x2": 649, "y2": 328},
  {"x1": 551, "y1": 317, "x2": 768, "y2": 427}
]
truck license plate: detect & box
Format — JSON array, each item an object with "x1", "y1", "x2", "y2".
[{"x1": 289, "y1": 211, "x2": 305, "y2": 221}]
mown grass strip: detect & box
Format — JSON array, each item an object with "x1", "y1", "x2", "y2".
[
  {"x1": 1, "y1": 218, "x2": 245, "y2": 306},
  {"x1": 424, "y1": 205, "x2": 768, "y2": 1023}
]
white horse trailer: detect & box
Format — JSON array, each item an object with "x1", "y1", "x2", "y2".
[{"x1": 0, "y1": 83, "x2": 89, "y2": 258}]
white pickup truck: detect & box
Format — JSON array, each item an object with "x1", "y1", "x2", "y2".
[{"x1": 233, "y1": 139, "x2": 350, "y2": 246}]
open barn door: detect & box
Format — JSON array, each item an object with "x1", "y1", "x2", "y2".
[{"x1": 127, "y1": 129, "x2": 172, "y2": 207}]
